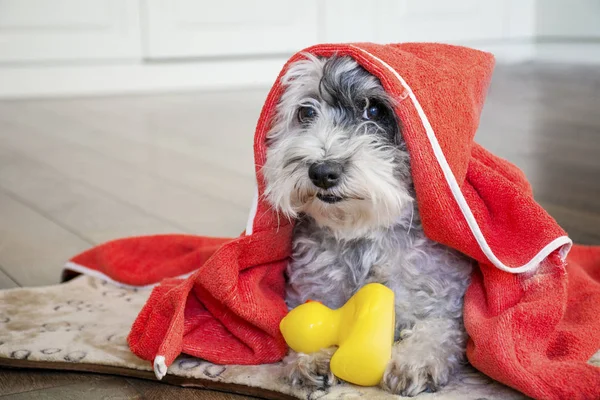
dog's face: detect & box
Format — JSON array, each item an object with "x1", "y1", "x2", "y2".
[{"x1": 263, "y1": 55, "x2": 414, "y2": 238}]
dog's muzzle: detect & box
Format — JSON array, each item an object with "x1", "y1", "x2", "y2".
[{"x1": 317, "y1": 193, "x2": 344, "y2": 204}]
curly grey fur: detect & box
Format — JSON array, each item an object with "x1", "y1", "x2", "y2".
[{"x1": 262, "y1": 54, "x2": 474, "y2": 396}]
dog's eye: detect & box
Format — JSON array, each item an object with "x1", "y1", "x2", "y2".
[
  {"x1": 363, "y1": 104, "x2": 381, "y2": 120},
  {"x1": 297, "y1": 106, "x2": 317, "y2": 124}
]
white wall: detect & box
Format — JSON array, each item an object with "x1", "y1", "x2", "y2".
[
  {"x1": 0, "y1": 0, "x2": 598, "y2": 98},
  {"x1": 0, "y1": 0, "x2": 142, "y2": 62},
  {"x1": 536, "y1": 0, "x2": 600, "y2": 38}
]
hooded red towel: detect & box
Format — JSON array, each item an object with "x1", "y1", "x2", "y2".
[{"x1": 65, "y1": 43, "x2": 600, "y2": 399}]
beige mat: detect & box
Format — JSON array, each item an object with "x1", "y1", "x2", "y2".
[{"x1": 0, "y1": 276, "x2": 554, "y2": 399}]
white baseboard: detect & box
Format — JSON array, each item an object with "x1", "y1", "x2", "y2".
[
  {"x1": 469, "y1": 41, "x2": 600, "y2": 64},
  {"x1": 0, "y1": 57, "x2": 289, "y2": 99},
  {"x1": 1, "y1": 42, "x2": 599, "y2": 99}
]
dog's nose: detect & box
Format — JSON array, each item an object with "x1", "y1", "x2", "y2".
[{"x1": 308, "y1": 162, "x2": 342, "y2": 189}]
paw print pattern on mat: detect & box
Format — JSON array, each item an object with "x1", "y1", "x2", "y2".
[
  {"x1": 179, "y1": 358, "x2": 203, "y2": 370},
  {"x1": 459, "y1": 372, "x2": 493, "y2": 386},
  {"x1": 102, "y1": 290, "x2": 129, "y2": 298},
  {"x1": 106, "y1": 333, "x2": 127, "y2": 344},
  {"x1": 10, "y1": 350, "x2": 31, "y2": 360},
  {"x1": 64, "y1": 351, "x2": 86, "y2": 362},
  {"x1": 203, "y1": 364, "x2": 226, "y2": 378},
  {"x1": 335, "y1": 391, "x2": 365, "y2": 399},
  {"x1": 42, "y1": 321, "x2": 71, "y2": 332},
  {"x1": 40, "y1": 348, "x2": 62, "y2": 355},
  {"x1": 54, "y1": 300, "x2": 106, "y2": 313},
  {"x1": 307, "y1": 388, "x2": 329, "y2": 400},
  {"x1": 41, "y1": 321, "x2": 87, "y2": 333}
]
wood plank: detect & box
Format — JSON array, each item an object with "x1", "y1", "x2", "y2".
[
  {"x1": 126, "y1": 378, "x2": 253, "y2": 400},
  {"x1": 0, "y1": 268, "x2": 18, "y2": 289},
  {"x1": 0, "y1": 101, "x2": 256, "y2": 208},
  {"x1": 37, "y1": 90, "x2": 265, "y2": 167},
  {"x1": 478, "y1": 64, "x2": 600, "y2": 217},
  {"x1": 540, "y1": 202, "x2": 600, "y2": 245},
  {"x1": 0, "y1": 119, "x2": 248, "y2": 238},
  {"x1": 0, "y1": 369, "x2": 108, "y2": 396},
  {"x1": 0, "y1": 147, "x2": 186, "y2": 244},
  {"x1": 0, "y1": 376, "x2": 141, "y2": 400},
  {"x1": 0, "y1": 190, "x2": 91, "y2": 287}
]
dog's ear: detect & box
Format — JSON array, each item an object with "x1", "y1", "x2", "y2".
[
  {"x1": 382, "y1": 93, "x2": 403, "y2": 147},
  {"x1": 392, "y1": 112, "x2": 403, "y2": 147},
  {"x1": 377, "y1": 95, "x2": 402, "y2": 146}
]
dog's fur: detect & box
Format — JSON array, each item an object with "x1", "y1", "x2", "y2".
[{"x1": 262, "y1": 54, "x2": 474, "y2": 396}]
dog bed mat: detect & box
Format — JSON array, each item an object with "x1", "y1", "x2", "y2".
[{"x1": 0, "y1": 275, "x2": 566, "y2": 400}]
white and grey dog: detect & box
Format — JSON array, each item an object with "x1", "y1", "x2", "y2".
[{"x1": 262, "y1": 54, "x2": 474, "y2": 396}]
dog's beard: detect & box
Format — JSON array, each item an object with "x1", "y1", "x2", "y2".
[
  {"x1": 262, "y1": 54, "x2": 414, "y2": 240},
  {"x1": 263, "y1": 121, "x2": 413, "y2": 239}
]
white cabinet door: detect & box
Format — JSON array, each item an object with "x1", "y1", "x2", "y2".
[
  {"x1": 323, "y1": 0, "x2": 519, "y2": 44},
  {"x1": 320, "y1": 0, "x2": 380, "y2": 43},
  {"x1": 0, "y1": 0, "x2": 142, "y2": 63},
  {"x1": 537, "y1": 0, "x2": 600, "y2": 38},
  {"x1": 142, "y1": 0, "x2": 319, "y2": 59},
  {"x1": 376, "y1": 0, "x2": 507, "y2": 43}
]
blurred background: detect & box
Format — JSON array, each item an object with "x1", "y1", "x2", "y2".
[
  {"x1": 0, "y1": 0, "x2": 599, "y2": 287},
  {"x1": 0, "y1": 1, "x2": 599, "y2": 398},
  {"x1": 1, "y1": 0, "x2": 600, "y2": 96}
]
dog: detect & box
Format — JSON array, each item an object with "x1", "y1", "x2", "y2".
[{"x1": 262, "y1": 53, "x2": 474, "y2": 397}]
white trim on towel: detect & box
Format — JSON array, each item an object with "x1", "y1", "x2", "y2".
[
  {"x1": 154, "y1": 355, "x2": 167, "y2": 380},
  {"x1": 64, "y1": 261, "x2": 195, "y2": 289},
  {"x1": 245, "y1": 185, "x2": 259, "y2": 235},
  {"x1": 348, "y1": 45, "x2": 572, "y2": 274}
]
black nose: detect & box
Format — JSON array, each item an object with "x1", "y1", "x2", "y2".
[{"x1": 308, "y1": 162, "x2": 343, "y2": 189}]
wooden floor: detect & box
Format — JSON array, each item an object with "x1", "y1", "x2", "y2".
[{"x1": 0, "y1": 61, "x2": 599, "y2": 398}]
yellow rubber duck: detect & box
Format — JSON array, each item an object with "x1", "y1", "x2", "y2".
[{"x1": 279, "y1": 283, "x2": 395, "y2": 386}]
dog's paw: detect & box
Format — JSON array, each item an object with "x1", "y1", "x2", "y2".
[
  {"x1": 282, "y1": 348, "x2": 338, "y2": 389},
  {"x1": 380, "y1": 344, "x2": 451, "y2": 397}
]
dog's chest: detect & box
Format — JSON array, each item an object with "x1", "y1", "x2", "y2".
[{"x1": 286, "y1": 221, "x2": 395, "y2": 309}]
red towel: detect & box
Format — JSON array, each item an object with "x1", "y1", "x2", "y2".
[{"x1": 65, "y1": 43, "x2": 600, "y2": 399}]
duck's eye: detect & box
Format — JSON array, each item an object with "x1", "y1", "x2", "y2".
[
  {"x1": 297, "y1": 106, "x2": 317, "y2": 123},
  {"x1": 363, "y1": 103, "x2": 381, "y2": 120}
]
